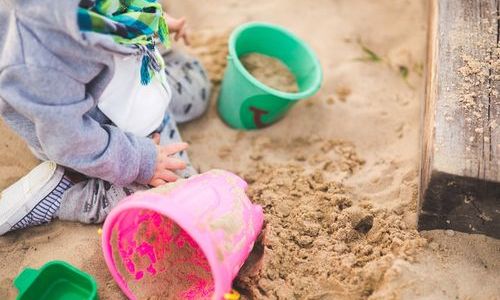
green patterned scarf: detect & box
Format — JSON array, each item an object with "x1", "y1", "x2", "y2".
[{"x1": 77, "y1": 0, "x2": 170, "y2": 85}]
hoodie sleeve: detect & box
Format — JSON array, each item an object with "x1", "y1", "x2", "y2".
[{"x1": 0, "y1": 64, "x2": 157, "y2": 186}]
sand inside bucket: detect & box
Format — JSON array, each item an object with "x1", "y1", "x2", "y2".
[
  {"x1": 240, "y1": 53, "x2": 299, "y2": 93},
  {"x1": 110, "y1": 210, "x2": 214, "y2": 299}
]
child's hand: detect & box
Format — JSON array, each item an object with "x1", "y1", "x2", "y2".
[
  {"x1": 164, "y1": 13, "x2": 190, "y2": 45},
  {"x1": 148, "y1": 133, "x2": 188, "y2": 187}
]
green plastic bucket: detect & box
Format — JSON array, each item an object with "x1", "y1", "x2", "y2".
[{"x1": 218, "y1": 22, "x2": 323, "y2": 130}]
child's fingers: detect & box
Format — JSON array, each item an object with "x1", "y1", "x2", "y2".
[
  {"x1": 182, "y1": 31, "x2": 190, "y2": 46},
  {"x1": 152, "y1": 133, "x2": 161, "y2": 145},
  {"x1": 149, "y1": 178, "x2": 166, "y2": 187},
  {"x1": 160, "y1": 142, "x2": 189, "y2": 156},
  {"x1": 167, "y1": 17, "x2": 186, "y2": 32},
  {"x1": 160, "y1": 157, "x2": 187, "y2": 170},
  {"x1": 177, "y1": 26, "x2": 189, "y2": 45},
  {"x1": 176, "y1": 17, "x2": 186, "y2": 30},
  {"x1": 156, "y1": 169, "x2": 178, "y2": 182}
]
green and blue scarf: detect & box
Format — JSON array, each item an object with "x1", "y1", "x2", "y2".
[{"x1": 78, "y1": 0, "x2": 170, "y2": 85}]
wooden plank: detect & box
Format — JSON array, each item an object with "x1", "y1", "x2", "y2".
[{"x1": 419, "y1": 0, "x2": 500, "y2": 238}]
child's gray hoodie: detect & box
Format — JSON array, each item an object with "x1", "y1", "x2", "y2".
[{"x1": 0, "y1": 0, "x2": 157, "y2": 185}]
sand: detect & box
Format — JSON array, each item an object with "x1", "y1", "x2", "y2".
[
  {"x1": 110, "y1": 211, "x2": 213, "y2": 299},
  {"x1": 240, "y1": 53, "x2": 299, "y2": 93},
  {"x1": 1, "y1": 0, "x2": 500, "y2": 299},
  {"x1": 235, "y1": 162, "x2": 426, "y2": 299}
]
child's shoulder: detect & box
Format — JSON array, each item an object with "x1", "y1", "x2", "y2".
[{"x1": 0, "y1": 0, "x2": 91, "y2": 72}]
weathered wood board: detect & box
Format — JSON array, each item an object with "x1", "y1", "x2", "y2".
[{"x1": 420, "y1": 0, "x2": 500, "y2": 238}]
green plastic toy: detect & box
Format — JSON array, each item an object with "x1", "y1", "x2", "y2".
[
  {"x1": 14, "y1": 260, "x2": 98, "y2": 300},
  {"x1": 218, "y1": 22, "x2": 323, "y2": 130}
]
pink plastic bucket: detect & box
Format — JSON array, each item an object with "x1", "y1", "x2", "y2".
[{"x1": 101, "y1": 170, "x2": 264, "y2": 299}]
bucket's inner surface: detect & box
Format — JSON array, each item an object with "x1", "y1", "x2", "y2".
[
  {"x1": 110, "y1": 209, "x2": 214, "y2": 299},
  {"x1": 240, "y1": 53, "x2": 299, "y2": 93},
  {"x1": 234, "y1": 25, "x2": 321, "y2": 93}
]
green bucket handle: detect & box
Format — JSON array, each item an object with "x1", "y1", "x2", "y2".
[{"x1": 14, "y1": 268, "x2": 39, "y2": 295}]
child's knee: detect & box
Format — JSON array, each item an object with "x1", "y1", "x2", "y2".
[
  {"x1": 164, "y1": 51, "x2": 212, "y2": 123},
  {"x1": 190, "y1": 59, "x2": 212, "y2": 114}
]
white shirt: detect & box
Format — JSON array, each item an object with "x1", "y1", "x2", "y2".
[{"x1": 98, "y1": 53, "x2": 171, "y2": 137}]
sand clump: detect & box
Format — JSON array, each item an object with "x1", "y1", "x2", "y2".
[
  {"x1": 335, "y1": 86, "x2": 352, "y2": 102},
  {"x1": 235, "y1": 163, "x2": 427, "y2": 299},
  {"x1": 231, "y1": 135, "x2": 423, "y2": 299},
  {"x1": 240, "y1": 53, "x2": 299, "y2": 93}
]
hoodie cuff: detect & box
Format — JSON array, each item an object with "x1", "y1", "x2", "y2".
[{"x1": 135, "y1": 137, "x2": 157, "y2": 185}]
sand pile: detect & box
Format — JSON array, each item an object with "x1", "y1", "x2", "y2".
[
  {"x1": 240, "y1": 53, "x2": 299, "y2": 93},
  {"x1": 233, "y1": 147, "x2": 426, "y2": 299}
]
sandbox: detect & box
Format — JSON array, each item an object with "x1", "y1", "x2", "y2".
[{"x1": 0, "y1": 1, "x2": 499, "y2": 299}]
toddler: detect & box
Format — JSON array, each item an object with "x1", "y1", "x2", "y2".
[{"x1": 0, "y1": 0, "x2": 211, "y2": 235}]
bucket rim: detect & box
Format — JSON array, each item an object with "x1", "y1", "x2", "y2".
[{"x1": 228, "y1": 21, "x2": 323, "y2": 101}]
